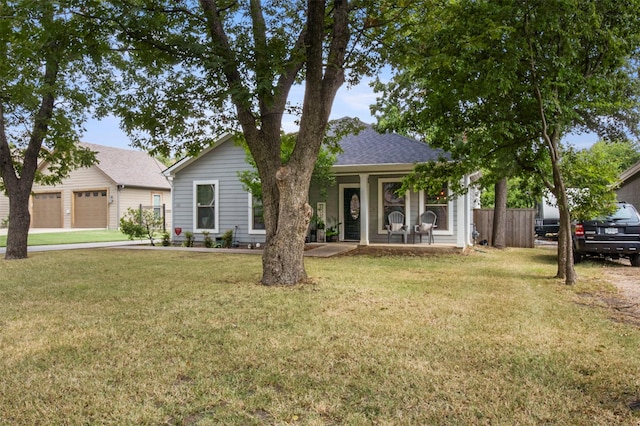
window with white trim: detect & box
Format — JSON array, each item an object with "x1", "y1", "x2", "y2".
[
  {"x1": 378, "y1": 179, "x2": 408, "y2": 232},
  {"x1": 424, "y1": 185, "x2": 449, "y2": 231},
  {"x1": 194, "y1": 180, "x2": 218, "y2": 231},
  {"x1": 248, "y1": 193, "x2": 265, "y2": 234},
  {"x1": 152, "y1": 194, "x2": 162, "y2": 218}
]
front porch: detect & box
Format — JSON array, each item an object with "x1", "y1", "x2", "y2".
[{"x1": 304, "y1": 242, "x2": 465, "y2": 258}]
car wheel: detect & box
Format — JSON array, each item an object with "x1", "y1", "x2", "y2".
[
  {"x1": 631, "y1": 253, "x2": 640, "y2": 267},
  {"x1": 573, "y1": 251, "x2": 583, "y2": 264}
]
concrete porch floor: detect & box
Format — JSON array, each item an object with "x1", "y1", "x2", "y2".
[{"x1": 304, "y1": 242, "x2": 464, "y2": 257}]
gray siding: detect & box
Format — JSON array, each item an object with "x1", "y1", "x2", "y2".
[
  {"x1": 171, "y1": 140, "x2": 468, "y2": 247},
  {"x1": 172, "y1": 139, "x2": 262, "y2": 244},
  {"x1": 617, "y1": 174, "x2": 640, "y2": 211}
]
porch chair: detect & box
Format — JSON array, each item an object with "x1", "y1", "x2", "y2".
[
  {"x1": 413, "y1": 211, "x2": 437, "y2": 244},
  {"x1": 386, "y1": 211, "x2": 409, "y2": 244}
]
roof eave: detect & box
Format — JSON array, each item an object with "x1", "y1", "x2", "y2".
[
  {"x1": 332, "y1": 163, "x2": 420, "y2": 174},
  {"x1": 620, "y1": 160, "x2": 640, "y2": 182},
  {"x1": 117, "y1": 183, "x2": 171, "y2": 190}
]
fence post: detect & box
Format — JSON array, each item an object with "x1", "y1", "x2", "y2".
[{"x1": 162, "y1": 203, "x2": 166, "y2": 232}]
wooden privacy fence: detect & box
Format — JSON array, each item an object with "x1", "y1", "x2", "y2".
[{"x1": 473, "y1": 208, "x2": 536, "y2": 248}]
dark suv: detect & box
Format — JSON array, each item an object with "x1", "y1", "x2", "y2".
[{"x1": 573, "y1": 202, "x2": 640, "y2": 266}]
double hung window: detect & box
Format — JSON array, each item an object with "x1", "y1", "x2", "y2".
[
  {"x1": 194, "y1": 181, "x2": 218, "y2": 231},
  {"x1": 424, "y1": 185, "x2": 449, "y2": 231},
  {"x1": 379, "y1": 179, "x2": 408, "y2": 232},
  {"x1": 249, "y1": 194, "x2": 265, "y2": 233}
]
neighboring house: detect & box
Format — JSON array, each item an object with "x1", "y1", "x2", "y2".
[
  {"x1": 164, "y1": 124, "x2": 479, "y2": 247},
  {"x1": 0, "y1": 142, "x2": 171, "y2": 230},
  {"x1": 618, "y1": 160, "x2": 640, "y2": 210}
]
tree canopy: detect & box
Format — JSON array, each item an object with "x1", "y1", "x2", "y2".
[
  {"x1": 102, "y1": 0, "x2": 382, "y2": 284},
  {"x1": 0, "y1": 0, "x2": 117, "y2": 259},
  {"x1": 373, "y1": 0, "x2": 640, "y2": 284}
]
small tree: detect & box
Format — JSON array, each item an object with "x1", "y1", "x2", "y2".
[
  {"x1": 120, "y1": 207, "x2": 163, "y2": 246},
  {"x1": 0, "y1": 1, "x2": 116, "y2": 259}
]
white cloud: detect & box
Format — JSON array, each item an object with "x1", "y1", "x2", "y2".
[{"x1": 330, "y1": 78, "x2": 379, "y2": 124}]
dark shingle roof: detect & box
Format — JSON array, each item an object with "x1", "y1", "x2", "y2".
[
  {"x1": 81, "y1": 142, "x2": 171, "y2": 189},
  {"x1": 334, "y1": 124, "x2": 446, "y2": 166}
]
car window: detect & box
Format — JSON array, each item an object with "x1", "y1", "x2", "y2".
[{"x1": 610, "y1": 205, "x2": 638, "y2": 220}]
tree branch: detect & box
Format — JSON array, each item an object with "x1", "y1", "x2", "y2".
[{"x1": 199, "y1": 0, "x2": 258, "y2": 137}]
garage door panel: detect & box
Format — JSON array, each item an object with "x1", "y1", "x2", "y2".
[
  {"x1": 32, "y1": 192, "x2": 62, "y2": 228},
  {"x1": 74, "y1": 190, "x2": 107, "y2": 228}
]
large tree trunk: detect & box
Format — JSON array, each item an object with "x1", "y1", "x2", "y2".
[
  {"x1": 201, "y1": 0, "x2": 348, "y2": 284},
  {"x1": 261, "y1": 165, "x2": 314, "y2": 284},
  {"x1": 4, "y1": 186, "x2": 31, "y2": 259},
  {"x1": 492, "y1": 177, "x2": 508, "y2": 248}
]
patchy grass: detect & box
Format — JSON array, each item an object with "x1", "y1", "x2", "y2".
[
  {"x1": 0, "y1": 230, "x2": 132, "y2": 247},
  {"x1": 1, "y1": 247, "x2": 639, "y2": 424}
]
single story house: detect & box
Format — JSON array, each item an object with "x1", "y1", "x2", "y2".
[
  {"x1": 618, "y1": 160, "x2": 640, "y2": 210},
  {"x1": 0, "y1": 142, "x2": 172, "y2": 230},
  {"x1": 163, "y1": 124, "x2": 479, "y2": 247}
]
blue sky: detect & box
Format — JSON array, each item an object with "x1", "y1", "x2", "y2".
[{"x1": 83, "y1": 76, "x2": 598, "y2": 151}]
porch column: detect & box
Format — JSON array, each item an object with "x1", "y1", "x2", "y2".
[
  {"x1": 359, "y1": 173, "x2": 369, "y2": 245},
  {"x1": 456, "y1": 175, "x2": 470, "y2": 248}
]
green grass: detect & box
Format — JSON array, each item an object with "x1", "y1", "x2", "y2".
[
  {"x1": 1, "y1": 247, "x2": 639, "y2": 424},
  {"x1": 0, "y1": 230, "x2": 132, "y2": 247}
]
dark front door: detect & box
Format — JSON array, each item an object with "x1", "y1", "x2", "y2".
[{"x1": 343, "y1": 187, "x2": 360, "y2": 241}]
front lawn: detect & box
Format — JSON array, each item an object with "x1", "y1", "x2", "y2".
[
  {"x1": 0, "y1": 230, "x2": 133, "y2": 247},
  {"x1": 1, "y1": 247, "x2": 639, "y2": 424}
]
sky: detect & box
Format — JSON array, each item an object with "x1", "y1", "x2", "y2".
[{"x1": 82, "y1": 76, "x2": 599, "y2": 152}]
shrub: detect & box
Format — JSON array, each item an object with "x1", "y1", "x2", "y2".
[
  {"x1": 221, "y1": 229, "x2": 233, "y2": 248},
  {"x1": 183, "y1": 232, "x2": 195, "y2": 247},
  {"x1": 161, "y1": 232, "x2": 171, "y2": 246},
  {"x1": 203, "y1": 231, "x2": 214, "y2": 248},
  {"x1": 120, "y1": 208, "x2": 164, "y2": 246}
]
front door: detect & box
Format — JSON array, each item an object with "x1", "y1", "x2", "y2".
[{"x1": 343, "y1": 187, "x2": 361, "y2": 240}]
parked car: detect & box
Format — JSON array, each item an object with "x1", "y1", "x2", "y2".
[
  {"x1": 573, "y1": 202, "x2": 640, "y2": 266},
  {"x1": 535, "y1": 217, "x2": 560, "y2": 239},
  {"x1": 535, "y1": 194, "x2": 560, "y2": 239}
]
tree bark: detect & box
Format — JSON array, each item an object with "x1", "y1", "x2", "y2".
[
  {"x1": 4, "y1": 188, "x2": 31, "y2": 259},
  {"x1": 492, "y1": 177, "x2": 508, "y2": 248},
  {"x1": 261, "y1": 165, "x2": 314, "y2": 284},
  {"x1": 551, "y1": 163, "x2": 577, "y2": 284}
]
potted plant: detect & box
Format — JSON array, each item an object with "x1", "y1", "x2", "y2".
[
  {"x1": 325, "y1": 217, "x2": 340, "y2": 242},
  {"x1": 309, "y1": 214, "x2": 320, "y2": 242}
]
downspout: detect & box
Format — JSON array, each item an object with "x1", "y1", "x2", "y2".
[
  {"x1": 116, "y1": 184, "x2": 123, "y2": 229},
  {"x1": 456, "y1": 175, "x2": 472, "y2": 248},
  {"x1": 167, "y1": 176, "x2": 174, "y2": 238},
  {"x1": 464, "y1": 174, "x2": 472, "y2": 246}
]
